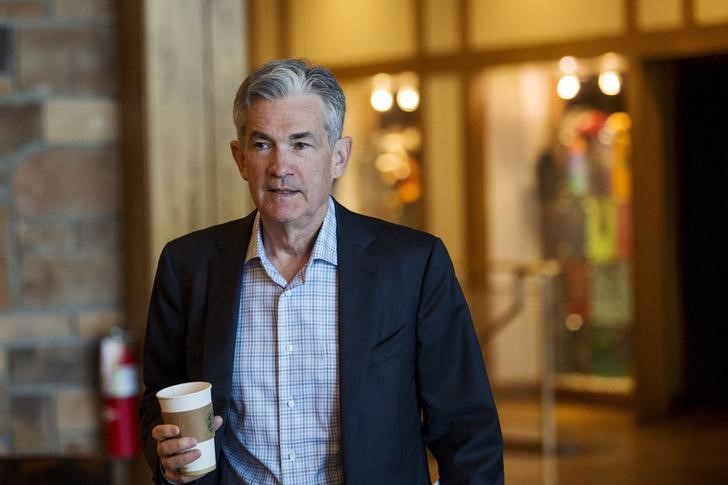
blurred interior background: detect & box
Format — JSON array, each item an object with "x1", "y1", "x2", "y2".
[{"x1": 1, "y1": 0, "x2": 728, "y2": 483}]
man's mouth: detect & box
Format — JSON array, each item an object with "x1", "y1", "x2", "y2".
[{"x1": 268, "y1": 188, "x2": 298, "y2": 195}]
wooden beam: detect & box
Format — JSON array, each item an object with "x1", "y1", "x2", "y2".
[
  {"x1": 463, "y1": 69, "x2": 487, "y2": 288},
  {"x1": 118, "y1": 0, "x2": 151, "y2": 341},
  {"x1": 279, "y1": 0, "x2": 289, "y2": 58},
  {"x1": 627, "y1": 59, "x2": 683, "y2": 419},
  {"x1": 683, "y1": 0, "x2": 695, "y2": 28}
]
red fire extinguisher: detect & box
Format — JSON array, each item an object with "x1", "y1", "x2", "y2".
[{"x1": 101, "y1": 327, "x2": 140, "y2": 458}]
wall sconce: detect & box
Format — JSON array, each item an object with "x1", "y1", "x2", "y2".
[
  {"x1": 370, "y1": 72, "x2": 420, "y2": 112},
  {"x1": 556, "y1": 53, "x2": 627, "y2": 99},
  {"x1": 598, "y1": 52, "x2": 623, "y2": 96},
  {"x1": 557, "y1": 56, "x2": 580, "y2": 100},
  {"x1": 557, "y1": 74, "x2": 581, "y2": 100},
  {"x1": 396, "y1": 72, "x2": 419, "y2": 112},
  {"x1": 598, "y1": 71, "x2": 622, "y2": 95},
  {"x1": 370, "y1": 73, "x2": 394, "y2": 112}
]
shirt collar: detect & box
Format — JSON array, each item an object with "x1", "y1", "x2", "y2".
[{"x1": 244, "y1": 196, "x2": 338, "y2": 266}]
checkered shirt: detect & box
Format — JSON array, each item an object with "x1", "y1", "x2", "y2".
[{"x1": 220, "y1": 197, "x2": 343, "y2": 484}]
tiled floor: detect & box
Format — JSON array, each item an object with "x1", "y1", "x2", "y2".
[
  {"x1": 506, "y1": 400, "x2": 728, "y2": 484},
  {"x1": 430, "y1": 400, "x2": 728, "y2": 484}
]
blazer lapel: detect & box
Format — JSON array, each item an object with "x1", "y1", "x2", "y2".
[
  {"x1": 335, "y1": 202, "x2": 381, "y2": 478},
  {"x1": 203, "y1": 213, "x2": 255, "y2": 415}
]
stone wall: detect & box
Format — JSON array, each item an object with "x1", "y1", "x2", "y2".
[{"x1": 0, "y1": 0, "x2": 121, "y2": 455}]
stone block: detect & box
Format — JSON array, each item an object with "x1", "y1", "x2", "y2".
[
  {"x1": 43, "y1": 98, "x2": 118, "y2": 144},
  {"x1": 0, "y1": 381, "x2": 5, "y2": 435},
  {"x1": 11, "y1": 394, "x2": 54, "y2": 453},
  {"x1": 77, "y1": 309, "x2": 122, "y2": 339},
  {"x1": 17, "y1": 26, "x2": 117, "y2": 95},
  {"x1": 0, "y1": 455, "x2": 111, "y2": 480},
  {"x1": 0, "y1": 2, "x2": 46, "y2": 18},
  {"x1": 21, "y1": 252, "x2": 120, "y2": 306},
  {"x1": 58, "y1": 431, "x2": 102, "y2": 455},
  {"x1": 0, "y1": 75, "x2": 12, "y2": 94},
  {"x1": 0, "y1": 101, "x2": 41, "y2": 158},
  {"x1": 0, "y1": 167, "x2": 10, "y2": 198},
  {"x1": 1, "y1": 26, "x2": 10, "y2": 73},
  {"x1": 17, "y1": 220, "x2": 74, "y2": 254},
  {"x1": 0, "y1": 348, "x2": 6, "y2": 375},
  {"x1": 9, "y1": 343, "x2": 96, "y2": 385},
  {"x1": 0, "y1": 205, "x2": 9, "y2": 310},
  {"x1": 77, "y1": 218, "x2": 120, "y2": 250},
  {"x1": 0, "y1": 313, "x2": 71, "y2": 341},
  {"x1": 13, "y1": 148, "x2": 120, "y2": 216},
  {"x1": 55, "y1": 0, "x2": 113, "y2": 20},
  {"x1": 55, "y1": 388, "x2": 98, "y2": 432}
]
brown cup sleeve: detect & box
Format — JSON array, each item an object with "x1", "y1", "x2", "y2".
[{"x1": 162, "y1": 402, "x2": 215, "y2": 442}]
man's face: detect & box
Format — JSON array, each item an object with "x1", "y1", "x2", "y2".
[{"x1": 231, "y1": 94, "x2": 350, "y2": 233}]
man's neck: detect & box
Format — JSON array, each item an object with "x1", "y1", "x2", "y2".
[{"x1": 261, "y1": 217, "x2": 323, "y2": 283}]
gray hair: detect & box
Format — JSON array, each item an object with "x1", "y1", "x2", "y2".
[{"x1": 233, "y1": 59, "x2": 346, "y2": 147}]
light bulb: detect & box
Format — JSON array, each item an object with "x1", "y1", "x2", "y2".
[
  {"x1": 371, "y1": 73, "x2": 394, "y2": 112},
  {"x1": 396, "y1": 86, "x2": 419, "y2": 112},
  {"x1": 601, "y1": 52, "x2": 621, "y2": 71},
  {"x1": 557, "y1": 74, "x2": 580, "y2": 100},
  {"x1": 370, "y1": 88, "x2": 393, "y2": 112},
  {"x1": 559, "y1": 56, "x2": 577, "y2": 74},
  {"x1": 598, "y1": 70, "x2": 622, "y2": 96}
]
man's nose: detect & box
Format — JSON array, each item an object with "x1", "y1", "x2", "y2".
[{"x1": 268, "y1": 147, "x2": 293, "y2": 177}]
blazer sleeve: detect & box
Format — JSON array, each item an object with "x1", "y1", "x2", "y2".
[
  {"x1": 139, "y1": 245, "x2": 190, "y2": 483},
  {"x1": 415, "y1": 238, "x2": 504, "y2": 484}
]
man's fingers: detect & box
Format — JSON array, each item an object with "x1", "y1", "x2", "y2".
[
  {"x1": 158, "y1": 439, "x2": 201, "y2": 484},
  {"x1": 162, "y1": 458, "x2": 200, "y2": 484},
  {"x1": 161, "y1": 448, "x2": 201, "y2": 474},
  {"x1": 157, "y1": 436, "x2": 198, "y2": 457},
  {"x1": 164, "y1": 470, "x2": 197, "y2": 485},
  {"x1": 152, "y1": 423, "x2": 180, "y2": 441},
  {"x1": 152, "y1": 418, "x2": 219, "y2": 483},
  {"x1": 163, "y1": 469, "x2": 194, "y2": 485}
]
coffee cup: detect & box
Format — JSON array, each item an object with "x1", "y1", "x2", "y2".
[{"x1": 156, "y1": 381, "x2": 216, "y2": 477}]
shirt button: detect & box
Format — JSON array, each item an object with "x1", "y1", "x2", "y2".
[
  {"x1": 283, "y1": 290, "x2": 291, "y2": 297},
  {"x1": 285, "y1": 344, "x2": 293, "y2": 352},
  {"x1": 289, "y1": 451, "x2": 296, "y2": 461},
  {"x1": 287, "y1": 399, "x2": 295, "y2": 408}
]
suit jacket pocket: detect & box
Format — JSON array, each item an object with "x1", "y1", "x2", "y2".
[{"x1": 368, "y1": 322, "x2": 414, "y2": 367}]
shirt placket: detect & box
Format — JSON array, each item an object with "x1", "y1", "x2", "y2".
[{"x1": 277, "y1": 278, "x2": 302, "y2": 483}]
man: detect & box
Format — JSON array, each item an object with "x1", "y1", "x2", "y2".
[{"x1": 140, "y1": 59, "x2": 504, "y2": 484}]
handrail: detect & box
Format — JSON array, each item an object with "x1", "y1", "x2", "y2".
[
  {"x1": 473, "y1": 259, "x2": 561, "y2": 344},
  {"x1": 486, "y1": 259, "x2": 561, "y2": 276},
  {"x1": 475, "y1": 267, "x2": 526, "y2": 343}
]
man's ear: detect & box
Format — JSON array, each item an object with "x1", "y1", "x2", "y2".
[
  {"x1": 332, "y1": 136, "x2": 352, "y2": 179},
  {"x1": 230, "y1": 139, "x2": 248, "y2": 180}
]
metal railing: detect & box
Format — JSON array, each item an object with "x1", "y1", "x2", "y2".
[{"x1": 464, "y1": 260, "x2": 562, "y2": 485}]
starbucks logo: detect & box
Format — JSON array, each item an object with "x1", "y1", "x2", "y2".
[{"x1": 206, "y1": 410, "x2": 214, "y2": 433}]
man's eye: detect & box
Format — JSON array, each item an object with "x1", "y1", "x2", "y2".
[
  {"x1": 292, "y1": 142, "x2": 310, "y2": 150},
  {"x1": 253, "y1": 142, "x2": 269, "y2": 150}
]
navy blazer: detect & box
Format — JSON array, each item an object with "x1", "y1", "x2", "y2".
[{"x1": 140, "y1": 201, "x2": 504, "y2": 484}]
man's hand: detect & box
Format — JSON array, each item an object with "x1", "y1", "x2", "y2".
[{"x1": 152, "y1": 415, "x2": 223, "y2": 484}]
